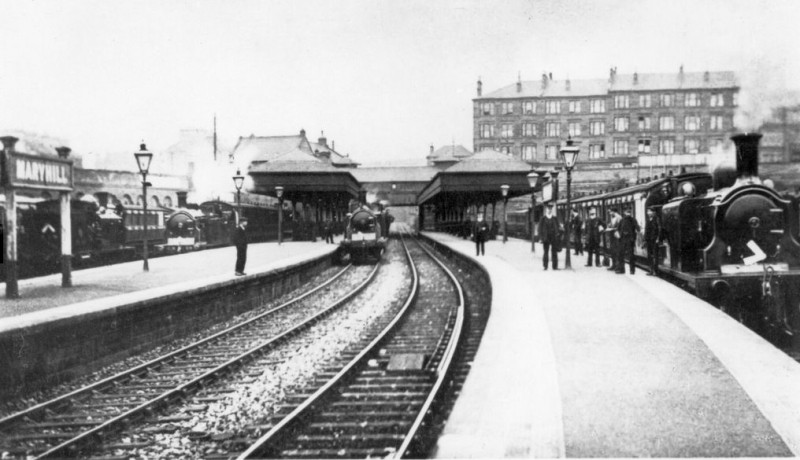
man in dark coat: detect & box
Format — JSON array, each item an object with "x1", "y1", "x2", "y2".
[
  {"x1": 618, "y1": 208, "x2": 640, "y2": 274},
  {"x1": 584, "y1": 207, "x2": 604, "y2": 267},
  {"x1": 232, "y1": 218, "x2": 249, "y2": 276},
  {"x1": 538, "y1": 203, "x2": 561, "y2": 270},
  {"x1": 571, "y1": 209, "x2": 584, "y2": 255},
  {"x1": 324, "y1": 219, "x2": 334, "y2": 244},
  {"x1": 605, "y1": 208, "x2": 622, "y2": 271},
  {"x1": 644, "y1": 208, "x2": 662, "y2": 275},
  {"x1": 474, "y1": 216, "x2": 490, "y2": 256}
]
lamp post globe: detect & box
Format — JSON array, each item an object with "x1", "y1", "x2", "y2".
[
  {"x1": 134, "y1": 142, "x2": 153, "y2": 272},
  {"x1": 559, "y1": 137, "x2": 581, "y2": 270}
]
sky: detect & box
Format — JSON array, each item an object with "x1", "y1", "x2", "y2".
[{"x1": 1, "y1": 0, "x2": 799, "y2": 168}]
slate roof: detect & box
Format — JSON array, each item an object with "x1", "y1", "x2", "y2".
[
  {"x1": 232, "y1": 134, "x2": 315, "y2": 165},
  {"x1": 443, "y1": 149, "x2": 532, "y2": 173},
  {"x1": 351, "y1": 166, "x2": 439, "y2": 183},
  {"x1": 478, "y1": 71, "x2": 738, "y2": 99},
  {"x1": 309, "y1": 140, "x2": 359, "y2": 166}
]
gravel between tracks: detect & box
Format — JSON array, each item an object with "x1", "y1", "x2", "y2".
[{"x1": 102, "y1": 241, "x2": 411, "y2": 459}]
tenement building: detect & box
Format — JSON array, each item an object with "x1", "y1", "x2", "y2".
[{"x1": 473, "y1": 67, "x2": 739, "y2": 183}]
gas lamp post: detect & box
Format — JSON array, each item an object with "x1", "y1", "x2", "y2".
[
  {"x1": 134, "y1": 142, "x2": 153, "y2": 272},
  {"x1": 559, "y1": 137, "x2": 581, "y2": 270}
]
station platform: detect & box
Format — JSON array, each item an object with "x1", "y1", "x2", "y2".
[
  {"x1": 424, "y1": 232, "x2": 800, "y2": 458},
  {"x1": 0, "y1": 240, "x2": 339, "y2": 329}
]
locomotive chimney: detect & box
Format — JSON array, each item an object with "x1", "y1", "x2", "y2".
[
  {"x1": 177, "y1": 191, "x2": 188, "y2": 208},
  {"x1": 95, "y1": 192, "x2": 109, "y2": 208},
  {"x1": 731, "y1": 133, "x2": 762, "y2": 185}
]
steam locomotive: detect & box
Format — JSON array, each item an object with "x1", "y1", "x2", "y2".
[
  {"x1": 1, "y1": 197, "x2": 167, "y2": 279},
  {"x1": 557, "y1": 133, "x2": 800, "y2": 335},
  {"x1": 340, "y1": 205, "x2": 392, "y2": 262},
  {"x1": 164, "y1": 200, "x2": 290, "y2": 252}
]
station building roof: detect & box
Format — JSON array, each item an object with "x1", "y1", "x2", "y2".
[
  {"x1": 417, "y1": 149, "x2": 533, "y2": 206},
  {"x1": 477, "y1": 71, "x2": 738, "y2": 100}
]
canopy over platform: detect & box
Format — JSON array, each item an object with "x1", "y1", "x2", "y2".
[
  {"x1": 248, "y1": 160, "x2": 361, "y2": 204},
  {"x1": 417, "y1": 149, "x2": 533, "y2": 207}
]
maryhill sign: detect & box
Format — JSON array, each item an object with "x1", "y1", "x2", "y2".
[{"x1": 3, "y1": 151, "x2": 74, "y2": 191}]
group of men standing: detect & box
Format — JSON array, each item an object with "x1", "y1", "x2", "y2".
[{"x1": 537, "y1": 203, "x2": 662, "y2": 274}]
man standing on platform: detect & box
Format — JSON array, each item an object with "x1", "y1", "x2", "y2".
[
  {"x1": 474, "y1": 214, "x2": 490, "y2": 256},
  {"x1": 571, "y1": 208, "x2": 583, "y2": 256},
  {"x1": 618, "y1": 208, "x2": 640, "y2": 274},
  {"x1": 605, "y1": 208, "x2": 622, "y2": 272},
  {"x1": 584, "y1": 207, "x2": 604, "y2": 267},
  {"x1": 233, "y1": 218, "x2": 249, "y2": 276},
  {"x1": 645, "y1": 208, "x2": 662, "y2": 275},
  {"x1": 539, "y1": 203, "x2": 561, "y2": 270}
]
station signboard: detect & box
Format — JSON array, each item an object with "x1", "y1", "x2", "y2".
[{"x1": 4, "y1": 151, "x2": 73, "y2": 191}]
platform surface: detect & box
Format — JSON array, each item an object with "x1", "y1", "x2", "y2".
[
  {"x1": 425, "y1": 232, "x2": 800, "y2": 458},
  {"x1": 0, "y1": 239, "x2": 339, "y2": 330}
]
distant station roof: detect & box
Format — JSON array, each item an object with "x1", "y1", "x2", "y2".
[
  {"x1": 426, "y1": 145, "x2": 473, "y2": 166},
  {"x1": 418, "y1": 149, "x2": 533, "y2": 206},
  {"x1": 477, "y1": 70, "x2": 738, "y2": 99}
]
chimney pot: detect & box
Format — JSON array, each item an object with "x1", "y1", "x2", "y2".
[
  {"x1": 1, "y1": 136, "x2": 19, "y2": 153},
  {"x1": 477, "y1": 78, "x2": 482, "y2": 96},
  {"x1": 56, "y1": 146, "x2": 71, "y2": 158}
]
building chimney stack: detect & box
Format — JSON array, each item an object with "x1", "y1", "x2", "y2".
[
  {"x1": 56, "y1": 146, "x2": 71, "y2": 158},
  {"x1": 300, "y1": 128, "x2": 306, "y2": 137},
  {"x1": 565, "y1": 78, "x2": 571, "y2": 91},
  {"x1": 331, "y1": 140, "x2": 335, "y2": 150},
  {"x1": 541, "y1": 73, "x2": 548, "y2": 90},
  {"x1": 703, "y1": 70, "x2": 710, "y2": 82},
  {"x1": 609, "y1": 67, "x2": 617, "y2": 84},
  {"x1": 678, "y1": 65, "x2": 684, "y2": 84},
  {"x1": 1, "y1": 136, "x2": 18, "y2": 153},
  {"x1": 633, "y1": 72, "x2": 638, "y2": 85},
  {"x1": 477, "y1": 78, "x2": 482, "y2": 96},
  {"x1": 430, "y1": 144, "x2": 434, "y2": 155},
  {"x1": 516, "y1": 72, "x2": 522, "y2": 93},
  {"x1": 318, "y1": 131, "x2": 327, "y2": 147}
]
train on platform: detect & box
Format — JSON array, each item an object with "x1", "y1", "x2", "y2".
[
  {"x1": 163, "y1": 200, "x2": 290, "y2": 252},
  {"x1": 340, "y1": 204, "x2": 392, "y2": 262},
  {"x1": 546, "y1": 133, "x2": 800, "y2": 337},
  {"x1": 0, "y1": 197, "x2": 168, "y2": 279}
]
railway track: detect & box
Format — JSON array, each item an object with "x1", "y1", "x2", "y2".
[
  {"x1": 235, "y1": 233, "x2": 465, "y2": 459},
  {"x1": 0, "y1": 262, "x2": 379, "y2": 459}
]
